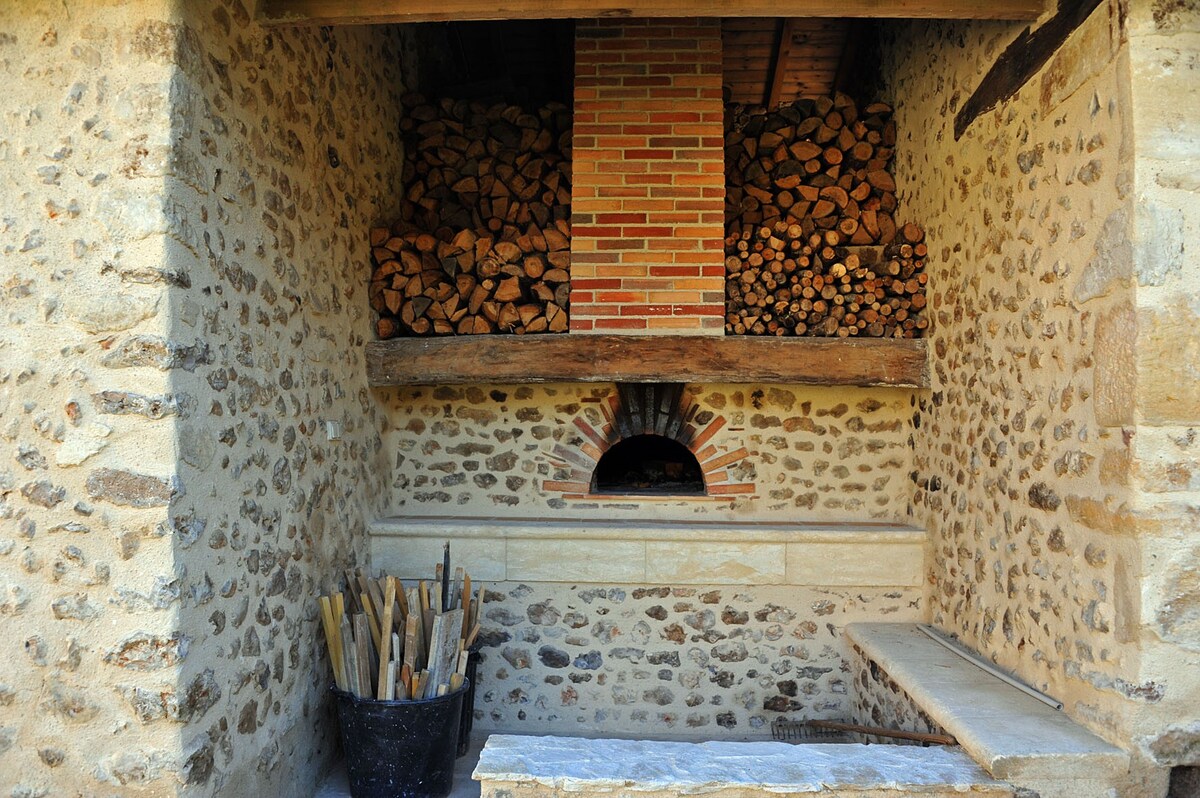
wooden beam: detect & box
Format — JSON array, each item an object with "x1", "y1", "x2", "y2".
[
  {"x1": 365, "y1": 335, "x2": 928, "y2": 387},
  {"x1": 258, "y1": 0, "x2": 1045, "y2": 26},
  {"x1": 831, "y1": 21, "x2": 862, "y2": 98},
  {"x1": 954, "y1": 0, "x2": 1104, "y2": 139},
  {"x1": 764, "y1": 19, "x2": 797, "y2": 108}
]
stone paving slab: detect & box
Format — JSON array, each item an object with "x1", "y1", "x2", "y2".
[{"x1": 474, "y1": 735, "x2": 1012, "y2": 796}]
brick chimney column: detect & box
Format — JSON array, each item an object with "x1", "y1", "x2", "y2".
[{"x1": 570, "y1": 19, "x2": 726, "y2": 334}]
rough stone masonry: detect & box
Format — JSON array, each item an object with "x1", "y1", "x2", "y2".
[{"x1": 0, "y1": 0, "x2": 1198, "y2": 796}]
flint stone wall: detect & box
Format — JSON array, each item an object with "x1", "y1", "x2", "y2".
[
  {"x1": 0, "y1": 0, "x2": 408, "y2": 794},
  {"x1": 881, "y1": 0, "x2": 1199, "y2": 785},
  {"x1": 378, "y1": 383, "x2": 916, "y2": 522},
  {"x1": 469, "y1": 582, "x2": 923, "y2": 738}
]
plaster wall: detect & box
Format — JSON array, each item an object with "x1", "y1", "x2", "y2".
[{"x1": 0, "y1": 0, "x2": 408, "y2": 794}]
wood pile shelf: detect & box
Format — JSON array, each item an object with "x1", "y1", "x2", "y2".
[{"x1": 365, "y1": 334, "x2": 927, "y2": 387}]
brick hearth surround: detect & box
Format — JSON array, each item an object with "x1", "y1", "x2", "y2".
[{"x1": 569, "y1": 19, "x2": 726, "y2": 334}]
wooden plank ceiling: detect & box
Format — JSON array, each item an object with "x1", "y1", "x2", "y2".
[
  {"x1": 722, "y1": 18, "x2": 850, "y2": 106},
  {"x1": 258, "y1": 0, "x2": 1045, "y2": 25}
]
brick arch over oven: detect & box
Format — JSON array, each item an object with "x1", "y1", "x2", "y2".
[{"x1": 542, "y1": 385, "x2": 756, "y2": 500}]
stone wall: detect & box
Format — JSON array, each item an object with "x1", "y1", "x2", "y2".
[
  {"x1": 378, "y1": 383, "x2": 915, "y2": 522},
  {"x1": 880, "y1": 0, "x2": 1196, "y2": 787},
  {"x1": 164, "y1": 2, "x2": 408, "y2": 793},
  {"x1": 469, "y1": 582, "x2": 923, "y2": 739},
  {"x1": 0, "y1": 0, "x2": 408, "y2": 794},
  {"x1": 0, "y1": 2, "x2": 191, "y2": 793},
  {"x1": 848, "y1": 643, "x2": 948, "y2": 745}
]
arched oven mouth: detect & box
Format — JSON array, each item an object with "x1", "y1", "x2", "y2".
[
  {"x1": 589, "y1": 383, "x2": 707, "y2": 496},
  {"x1": 591, "y1": 433, "x2": 706, "y2": 496}
]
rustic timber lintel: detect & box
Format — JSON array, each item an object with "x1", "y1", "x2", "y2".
[
  {"x1": 258, "y1": 0, "x2": 1046, "y2": 26},
  {"x1": 365, "y1": 335, "x2": 929, "y2": 387}
]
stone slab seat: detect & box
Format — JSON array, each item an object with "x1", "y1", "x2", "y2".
[
  {"x1": 473, "y1": 735, "x2": 1013, "y2": 797},
  {"x1": 844, "y1": 624, "x2": 1130, "y2": 794}
]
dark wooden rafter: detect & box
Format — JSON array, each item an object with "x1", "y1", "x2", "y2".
[
  {"x1": 258, "y1": 0, "x2": 1046, "y2": 25},
  {"x1": 365, "y1": 335, "x2": 929, "y2": 387},
  {"x1": 954, "y1": 0, "x2": 1107, "y2": 139},
  {"x1": 764, "y1": 18, "x2": 797, "y2": 108},
  {"x1": 831, "y1": 20, "x2": 863, "y2": 97}
]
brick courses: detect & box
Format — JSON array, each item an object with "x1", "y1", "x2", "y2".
[{"x1": 570, "y1": 19, "x2": 726, "y2": 333}]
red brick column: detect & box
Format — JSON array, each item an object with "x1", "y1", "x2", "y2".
[{"x1": 570, "y1": 19, "x2": 726, "y2": 334}]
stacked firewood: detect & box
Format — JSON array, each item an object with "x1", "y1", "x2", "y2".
[
  {"x1": 724, "y1": 93, "x2": 928, "y2": 337},
  {"x1": 370, "y1": 94, "x2": 572, "y2": 338},
  {"x1": 725, "y1": 221, "x2": 928, "y2": 337},
  {"x1": 725, "y1": 93, "x2": 900, "y2": 243}
]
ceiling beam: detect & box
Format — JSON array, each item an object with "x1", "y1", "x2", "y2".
[
  {"x1": 764, "y1": 18, "x2": 797, "y2": 108},
  {"x1": 257, "y1": 0, "x2": 1046, "y2": 26}
]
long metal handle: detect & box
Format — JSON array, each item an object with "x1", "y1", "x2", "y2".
[{"x1": 918, "y1": 625, "x2": 1063, "y2": 711}]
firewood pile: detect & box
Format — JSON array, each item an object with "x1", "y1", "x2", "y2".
[
  {"x1": 725, "y1": 223, "x2": 928, "y2": 337},
  {"x1": 724, "y1": 93, "x2": 928, "y2": 337},
  {"x1": 370, "y1": 94, "x2": 572, "y2": 338}
]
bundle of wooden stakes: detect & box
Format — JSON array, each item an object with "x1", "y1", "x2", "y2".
[{"x1": 317, "y1": 551, "x2": 483, "y2": 701}]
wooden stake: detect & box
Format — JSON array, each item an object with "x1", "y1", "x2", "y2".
[
  {"x1": 376, "y1": 578, "x2": 397, "y2": 700},
  {"x1": 361, "y1": 593, "x2": 382, "y2": 651},
  {"x1": 354, "y1": 613, "x2": 373, "y2": 698},
  {"x1": 464, "y1": 622, "x2": 481, "y2": 650},
  {"x1": 460, "y1": 574, "x2": 472, "y2": 637},
  {"x1": 341, "y1": 615, "x2": 358, "y2": 696},
  {"x1": 441, "y1": 543, "x2": 451, "y2": 611},
  {"x1": 319, "y1": 596, "x2": 344, "y2": 690}
]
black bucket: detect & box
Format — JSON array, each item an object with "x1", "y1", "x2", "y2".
[
  {"x1": 334, "y1": 684, "x2": 466, "y2": 798},
  {"x1": 456, "y1": 648, "x2": 481, "y2": 757}
]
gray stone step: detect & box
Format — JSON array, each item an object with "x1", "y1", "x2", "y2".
[{"x1": 474, "y1": 734, "x2": 1014, "y2": 797}]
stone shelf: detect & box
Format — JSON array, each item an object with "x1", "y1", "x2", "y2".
[
  {"x1": 365, "y1": 334, "x2": 928, "y2": 387},
  {"x1": 846, "y1": 624, "x2": 1129, "y2": 794},
  {"x1": 369, "y1": 516, "x2": 926, "y2": 587}
]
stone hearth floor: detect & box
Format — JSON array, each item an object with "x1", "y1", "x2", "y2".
[{"x1": 316, "y1": 739, "x2": 484, "y2": 798}]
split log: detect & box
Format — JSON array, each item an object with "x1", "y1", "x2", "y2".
[
  {"x1": 724, "y1": 93, "x2": 928, "y2": 338},
  {"x1": 371, "y1": 94, "x2": 572, "y2": 338},
  {"x1": 725, "y1": 93, "x2": 901, "y2": 247}
]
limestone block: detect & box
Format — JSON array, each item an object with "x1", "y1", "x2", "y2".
[
  {"x1": 1138, "y1": 297, "x2": 1200, "y2": 424},
  {"x1": 373, "y1": 536, "x2": 506, "y2": 582},
  {"x1": 61, "y1": 288, "x2": 160, "y2": 334},
  {"x1": 56, "y1": 422, "x2": 112, "y2": 467},
  {"x1": 474, "y1": 735, "x2": 1012, "y2": 796},
  {"x1": 786, "y1": 542, "x2": 923, "y2": 587},
  {"x1": 844, "y1": 624, "x2": 1128, "y2": 786},
  {"x1": 507, "y1": 539, "x2": 645, "y2": 583},
  {"x1": 1074, "y1": 210, "x2": 1132, "y2": 305},
  {"x1": 645, "y1": 542, "x2": 785, "y2": 585},
  {"x1": 1094, "y1": 300, "x2": 1137, "y2": 427}
]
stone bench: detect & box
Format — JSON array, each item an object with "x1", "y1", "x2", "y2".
[
  {"x1": 474, "y1": 735, "x2": 1013, "y2": 798},
  {"x1": 845, "y1": 624, "x2": 1130, "y2": 798}
]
